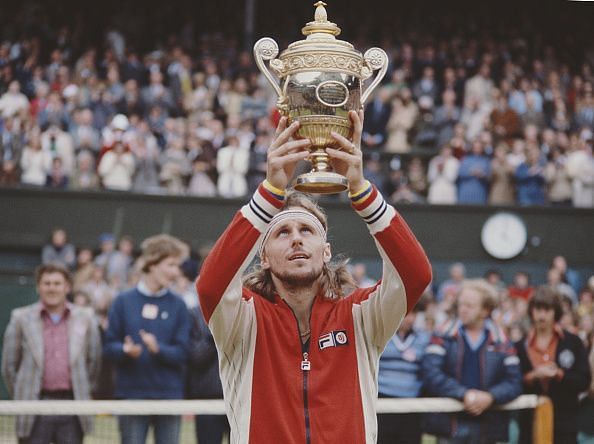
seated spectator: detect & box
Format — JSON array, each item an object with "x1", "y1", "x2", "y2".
[
  {"x1": 433, "y1": 89, "x2": 461, "y2": 150},
  {"x1": 45, "y1": 156, "x2": 69, "y2": 189},
  {"x1": 488, "y1": 143, "x2": 515, "y2": 205},
  {"x1": 484, "y1": 269, "x2": 505, "y2": 293},
  {"x1": 0, "y1": 117, "x2": 25, "y2": 186},
  {"x1": 94, "y1": 233, "x2": 115, "y2": 269},
  {"x1": 407, "y1": 157, "x2": 428, "y2": 197},
  {"x1": 70, "y1": 108, "x2": 100, "y2": 154},
  {"x1": 566, "y1": 132, "x2": 594, "y2": 208},
  {"x1": 72, "y1": 289, "x2": 92, "y2": 307},
  {"x1": 508, "y1": 271, "x2": 535, "y2": 301},
  {"x1": 216, "y1": 135, "x2": 249, "y2": 198},
  {"x1": 106, "y1": 235, "x2": 135, "y2": 290},
  {"x1": 413, "y1": 95, "x2": 438, "y2": 147},
  {"x1": 350, "y1": 262, "x2": 376, "y2": 288},
  {"x1": 159, "y1": 137, "x2": 191, "y2": 195},
  {"x1": 98, "y1": 139, "x2": 135, "y2": 191},
  {"x1": 385, "y1": 87, "x2": 418, "y2": 153},
  {"x1": 506, "y1": 138, "x2": 526, "y2": 170},
  {"x1": 101, "y1": 114, "x2": 131, "y2": 153},
  {"x1": 70, "y1": 150, "x2": 99, "y2": 190},
  {"x1": 188, "y1": 156, "x2": 217, "y2": 197},
  {"x1": 377, "y1": 301, "x2": 429, "y2": 444},
  {"x1": 551, "y1": 255, "x2": 582, "y2": 296},
  {"x1": 42, "y1": 227, "x2": 76, "y2": 269},
  {"x1": 427, "y1": 144, "x2": 459, "y2": 204},
  {"x1": 185, "y1": 72, "x2": 213, "y2": 118},
  {"x1": 41, "y1": 123, "x2": 75, "y2": 176},
  {"x1": 577, "y1": 288, "x2": 594, "y2": 319},
  {"x1": 413, "y1": 66, "x2": 439, "y2": 104},
  {"x1": 245, "y1": 133, "x2": 269, "y2": 195},
  {"x1": 422, "y1": 279, "x2": 522, "y2": 444},
  {"x1": 362, "y1": 87, "x2": 392, "y2": 149},
  {"x1": 437, "y1": 262, "x2": 466, "y2": 303},
  {"x1": 457, "y1": 139, "x2": 491, "y2": 204},
  {"x1": 575, "y1": 86, "x2": 594, "y2": 131},
  {"x1": 362, "y1": 152, "x2": 386, "y2": 195},
  {"x1": 0, "y1": 80, "x2": 30, "y2": 119},
  {"x1": 489, "y1": 92, "x2": 521, "y2": 145},
  {"x1": 130, "y1": 121, "x2": 162, "y2": 194},
  {"x1": 21, "y1": 128, "x2": 51, "y2": 186},
  {"x1": 465, "y1": 64, "x2": 494, "y2": 108},
  {"x1": 174, "y1": 257, "x2": 200, "y2": 309},
  {"x1": 544, "y1": 147, "x2": 572, "y2": 206},
  {"x1": 515, "y1": 287, "x2": 591, "y2": 444},
  {"x1": 461, "y1": 95, "x2": 491, "y2": 142},
  {"x1": 73, "y1": 247, "x2": 95, "y2": 291},
  {"x1": 547, "y1": 267, "x2": 578, "y2": 306},
  {"x1": 141, "y1": 69, "x2": 175, "y2": 116},
  {"x1": 515, "y1": 143, "x2": 546, "y2": 205}
]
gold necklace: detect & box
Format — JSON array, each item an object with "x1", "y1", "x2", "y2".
[{"x1": 300, "y1": 329, "x2": 311, "y2": 337}]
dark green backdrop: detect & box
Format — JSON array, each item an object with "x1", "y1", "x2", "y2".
[{"x1": 0, "y1": 187, "x2": 592, "y2": 399}]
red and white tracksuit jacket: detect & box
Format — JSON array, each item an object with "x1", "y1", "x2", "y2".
[{"x1": 197, "y1": 183, "x2": 432, "y2": 444}]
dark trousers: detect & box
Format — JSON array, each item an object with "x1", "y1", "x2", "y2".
[
  {"x1": 20, "y1": 415, "x2": 82, "y2": 444},
  {"x1": 195, "y1": 415, "x2": 229, "y2": 444},
  {"x1": 118, "y1": 415, "x2": 181, "y2": 444},
  {"x1": 377, "y1": 413, "x2": 422, "y2": 444},
  {"x1": 20, "y1": 391, "x2": 82, "y2": 444}
]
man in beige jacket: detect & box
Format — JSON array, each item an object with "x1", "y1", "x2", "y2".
[{"x1": 2, "y1": 263, "x2": 101, "y2": 443}]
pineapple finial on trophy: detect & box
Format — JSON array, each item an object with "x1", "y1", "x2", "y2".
[{"x1": 314, "y1": 2, "x2": 328, "y2": 22}]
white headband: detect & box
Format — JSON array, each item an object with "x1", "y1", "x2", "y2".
[{"x1": 258, "y1": 209, "x2": 327, "y2": 258}]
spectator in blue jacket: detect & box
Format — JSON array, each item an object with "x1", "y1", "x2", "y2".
[
  {"x1": 377, "y1": 299, "x2": 430, "y2": 444},
  {"x1": 457, "y1": 139, "x2": 491, "y2": 204},
  {"x1": 104, "y1": 234, "x2": 191, "y2": 444},
  {"x1": 422, "y1": 279, "x2": 522, "y2": 444},
  {"x1": 515, "y1": 144, "x2": 546, "y2": 205}
]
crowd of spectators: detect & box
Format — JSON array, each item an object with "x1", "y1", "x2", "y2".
[
  {"x1": 33, "y1": 225, "x2": 594, "y2": 442},
  {"x1": 43, "y1": 226, "x2": 594, "y2": 377},
  {"x1": 0, "y1": 3, "x2": 592, "y2": 207}
]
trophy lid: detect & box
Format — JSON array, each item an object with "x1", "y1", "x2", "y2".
[
  {"x1": 275, "y1": 2, "x2": 366, "y2": 78},
  {"x1": 301, "y1": 1, "x2": 341, "y2": 37}
]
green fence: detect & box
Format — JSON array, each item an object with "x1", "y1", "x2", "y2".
[{"x1": 0, "y1": 276, "x2": 37, "y2": 400}]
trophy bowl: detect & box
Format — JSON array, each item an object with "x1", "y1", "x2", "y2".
[{"x1": 254, "y1": 1, "x2": 388, "y2": 194}]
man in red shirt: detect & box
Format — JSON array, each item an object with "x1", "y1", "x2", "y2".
[
  {"x1": 2, "y1": 263, "x2": 101, "y2": 444},
  {"x1": 197, "y1": 111, "x2": 432, "y2": 443},
  {"x1": 507, "y1": 271, "x2": 534, "y2": 301}
]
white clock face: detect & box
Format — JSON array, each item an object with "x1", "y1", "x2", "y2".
[{"x1": 481, "y1": 212, "x2": 527, "y2": 260}]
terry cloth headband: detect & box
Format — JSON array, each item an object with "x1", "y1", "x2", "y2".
[{"x1": 258, "y1": 209, "x2": 327, "y2": 258}]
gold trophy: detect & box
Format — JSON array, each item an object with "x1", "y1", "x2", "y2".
[{"x1": 254, "y1": 1, "x2": 388, "y2": 194}]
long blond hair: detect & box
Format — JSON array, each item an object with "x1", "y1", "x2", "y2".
[{"x1": 242, "y1": 191, "x2": 356, "y2": 302}]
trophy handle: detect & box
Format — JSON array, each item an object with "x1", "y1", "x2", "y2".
[
  {"x1": 360, "y1": 48, "x2": 389, "y2": 105},
  {"x1": 253, "y1": 37, "x2": 284, "y2": 99}
]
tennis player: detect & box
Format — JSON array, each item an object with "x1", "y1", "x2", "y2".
[{"x1": 197, "y1": 110, "x2": 432, "y2": 443}]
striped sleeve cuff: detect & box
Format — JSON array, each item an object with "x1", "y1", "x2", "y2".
[
  {"x1": 241, "y1": 183, "x2": 285, "y2": 232},
  {"x1": 348, "y1": 180, "x2": 372, "y2": 205},
  {"x1": 352, "y1": 185, "x2": 396, "y2": 234}
]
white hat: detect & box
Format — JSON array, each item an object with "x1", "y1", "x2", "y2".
[
  {"x1": 62, "y1": 84, "x2": 79, "y2": 99},
  {"x1": 111, "y1": 114, "x2": 129, "y2": 131}
]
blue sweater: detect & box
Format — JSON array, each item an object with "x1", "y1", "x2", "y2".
[
  {"x1": 460, "y1": 332, "x2": 486, "y2": 391},
  {"x1": 103, "y1": 287, "x2": 190, "y2": 399},
  {"x1": 378, "y1": 330, "x2": 430, "y2": 397}
]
